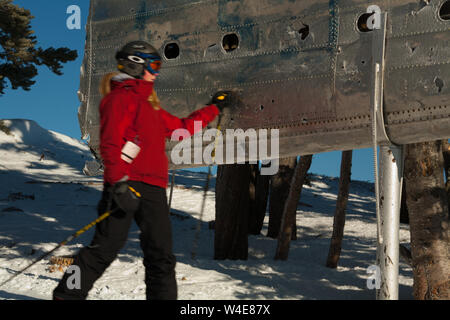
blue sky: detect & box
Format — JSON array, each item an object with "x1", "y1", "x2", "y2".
[
  {"x1": 0, "y1": 0, "x2": 376, "y2": 182},
  {"x1": 1, "y1": 0, "x2": 90, "y2": 137}
]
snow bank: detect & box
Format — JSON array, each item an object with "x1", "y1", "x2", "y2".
[{"x1": 0, "y1": 119, "x2": 95, "y2": 182}]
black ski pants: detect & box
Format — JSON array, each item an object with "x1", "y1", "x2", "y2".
[{"x1": 53, "y1": 181, "x2": 177, "y2": 300}]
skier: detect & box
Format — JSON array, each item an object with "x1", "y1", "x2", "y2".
[{"x1": 53, "y1": 41, "x2": 231, "y2": 300}]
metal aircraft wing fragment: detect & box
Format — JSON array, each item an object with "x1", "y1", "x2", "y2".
[{"x1": 78, "y1": 0, "x2": 450, "y2": 168}]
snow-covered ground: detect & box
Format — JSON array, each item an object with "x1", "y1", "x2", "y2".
[{"x1": 0, "y1": 119, "x2": 413, "y2": 300}]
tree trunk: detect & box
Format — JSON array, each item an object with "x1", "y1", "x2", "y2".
[
  {"x1": 247, "y1": 164, "x2": 259, "y2": 235},
  {"x1": 326, "y1": 150, "x2": 353, "y2": 268},
  {"x1": 404, "y1": 141, "x2": 450, "y2": 300},
  {"x1": 248, "y1": 162, "x2": 270, "y2": 235},
  {"x1": 400, "y1": 179, "x2": 409, "y2": 224},
  {"x1": 267, "y1": 157, "x2": 297, "y2": 239},
  {"x1": 274, "y1": 155, "x2": 313, "y2": 261},
  {"x1": 443, "y1": 140, "x2": 450, "y2": 183},
  {"x1": 214, "y1": 164, "x2": 251, "y2": 260},
  {"x1": 442, "y1": 140, "x2": 450, "y2": 208}
]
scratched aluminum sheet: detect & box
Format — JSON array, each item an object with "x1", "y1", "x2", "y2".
[{"x1": 78, "y1": 0, "x2": 450, "y2": 168}]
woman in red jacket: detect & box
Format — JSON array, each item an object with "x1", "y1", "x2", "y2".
[{"x1": 53, "y1": 41, "x2": 226, "y2": 300}]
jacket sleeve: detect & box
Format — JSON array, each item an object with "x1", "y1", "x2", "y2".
[
  {"x1": 100, "y1": 94, "x2": 136, "y2": 185},
  {"x1": 160, "y1": 104, "x2": 220, "y2": 139}
]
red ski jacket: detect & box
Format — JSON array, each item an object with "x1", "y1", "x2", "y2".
[{"x1": 99, "y1": 77, "x2": 220, "y2": 188}]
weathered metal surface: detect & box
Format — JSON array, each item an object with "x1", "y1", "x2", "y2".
[
  {"x1": 376, "y1": 144, "x2": 404, "y2": 300},
  {"x1": 78, "y1": 0, "x2": 450, "y2": 168}
]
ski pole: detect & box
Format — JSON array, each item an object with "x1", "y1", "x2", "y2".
[
  {"x1": 191, "y1": 165, "x2": 214, "y2": 260},
  {"x1": 0, "y1": 208, "x2": 118, "y2": 288},
  {"x1": 168, "y1": 170, "x2": 176, "y2": 211},
  {"x1": 191, "y1": 115, "x2": 222, "y2": 260}
]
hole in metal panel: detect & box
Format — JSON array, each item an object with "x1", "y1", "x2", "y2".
[
  {"x1": 357, "y1": 13, "x2": 375, "y2": 32},
  {"x1": 222, "y1": 34, "x2": 239, "y2": 52},
  {"x1": 298, "y1": 24, "x2": 310, "y2": 40},
  {"x1": 435, "y1": 77, "x2": 444, "y2": 93},
  {"x1": 164, "y1": 43, "x2": 180, "y2": 60},
  {"x1": 439, "y1": 1, "x2": 450, "y2": 20}
]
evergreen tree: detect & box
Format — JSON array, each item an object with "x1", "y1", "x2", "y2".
[{"x1": 0, "y1": 0, "x2": 77, "y2": 96}]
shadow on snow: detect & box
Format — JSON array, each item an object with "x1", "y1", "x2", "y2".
[{"x1": 0, "y1": 164, "x2": 412, "y2": 300}]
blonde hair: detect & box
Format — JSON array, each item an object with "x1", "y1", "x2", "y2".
[
  {"x1": 99, "y1": 72, "x2": 161, "y2": 111},
  {"x1": 99, "y1": 72, "x2": 120, "y2": 97},
  {"x1": 148, "y1": 88, "x2": 161, "y2": 110}
]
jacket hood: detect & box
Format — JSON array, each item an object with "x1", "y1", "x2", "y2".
[
  {"x1": 111, "y1": 72, "x2": 134, "y2": 82},
  {"x1": 110, "y1": 73, "x2": 154, "y2": 98}
]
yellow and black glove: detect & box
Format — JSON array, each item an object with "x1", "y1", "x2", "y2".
[
  {"x1": 211, "y1": 91, "x2": 238, "y2": 112},
  {"x1": 112, "y1": 182, "x2": 142, "y2": 215}
]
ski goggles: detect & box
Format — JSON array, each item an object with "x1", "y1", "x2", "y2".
[{"x1": 134, "y1": 52, "x2": 162, "y2": 75}]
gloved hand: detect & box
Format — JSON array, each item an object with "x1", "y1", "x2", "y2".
[
  {"x1": 111, "y1": 182, "x2": 142, "y2": 215},
  {"x1": 210, "y1": 91, "x2": 238, "y2": 112}
]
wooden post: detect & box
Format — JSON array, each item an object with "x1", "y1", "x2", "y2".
[
  {"x1": 442, "y1": 140, "x2": 450, "y2": 183},
  {"x1": 267, "y1": 157, "x2": 297, "y2": 238},
  {"x1": 326, "y1": 150, "x2": 353, "y2": 268},
  {"x1": 442, "y1": 140, "x2": 450, "y2": 208},
  {"x1": 248, "y1": 163, "x2": 270, "y2": 235},
  {"x1": 274, "y1": 155, "x2": 313, "y2": 261},
  {"x1": 404, "y1": 141, "x2": 450, "y2": 300},
  {"x1": 214, "y1": 164, "x2": 251, "y2": 260},
  {"x1": 400, "y1": 179, "x2": 409, "y2": 224}
]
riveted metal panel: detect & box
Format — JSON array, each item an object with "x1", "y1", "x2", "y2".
[{"x1": 78, "y1": 0, "x2": 450, "y2": 167}]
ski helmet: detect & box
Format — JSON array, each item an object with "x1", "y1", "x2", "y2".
[{"x1": 115, "y1": 41, "x2": 162, "y2": 78}]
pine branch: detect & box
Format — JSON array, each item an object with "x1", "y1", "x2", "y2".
[{"x1": 0, "y1": 0, "x2": 78, "y2": 96}]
